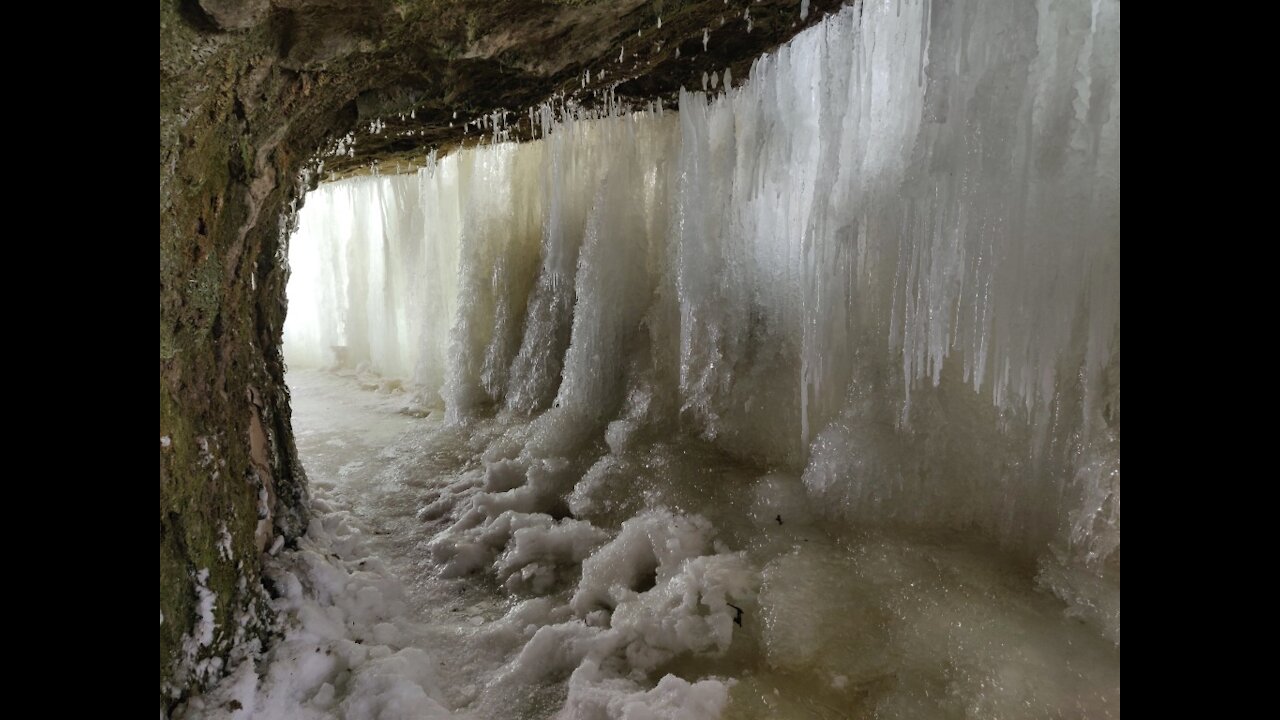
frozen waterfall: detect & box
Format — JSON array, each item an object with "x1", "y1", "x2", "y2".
[
  {"x1": 286, "y1": 0, "x2": 1118, "y2": 640},
  {"x1": 273, "y1": 1, "x2": 1119, "y2": 717}
]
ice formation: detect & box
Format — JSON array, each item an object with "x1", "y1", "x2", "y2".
[
  {"x1": 266, "y1": 1, "x2": 1121, "y2": 717},
  {"x1": 288, "y1": 0, "x2": 1117, "y2": 601},
  {"x1": 175, "y1": 493, "x2": 457, "y2": 720}
]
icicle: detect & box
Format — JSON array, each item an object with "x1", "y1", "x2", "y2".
[{"x1": 284, "y1": 0, "x2": 1120, "y2": 642}]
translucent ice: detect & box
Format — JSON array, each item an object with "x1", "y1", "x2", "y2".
[{"x1": 285, "y1": 0, "x2": 1120, "y2": 646}]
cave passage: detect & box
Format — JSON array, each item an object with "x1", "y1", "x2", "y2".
[{"x1": 171, "y1": 1, "x2": 1119, "y2": 718}]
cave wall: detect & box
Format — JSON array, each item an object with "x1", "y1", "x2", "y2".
[{"x1": 159, "y1": 0, "x2": 842, "y2": 709}]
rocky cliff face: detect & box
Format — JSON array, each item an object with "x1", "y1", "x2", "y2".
[{"x1": 159, "y1": 0, "x2": 840, "y2": 709}]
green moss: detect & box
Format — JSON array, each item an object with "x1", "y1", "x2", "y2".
[
  {"x1": 190, "y1": 256, "x2": 224, "y2": 332},
  {"x1": 239, "y1": 135, "x2": 255, "y2": 177},
  {"x1": 465, "y1": 13, "x2": 478, "y2": 45},
  {"x1": 159, "y1": 348, "x2": 274, "y2": 704},
  {"x1": 160, "y1": 320, "x2": 179, "y2": 361}
]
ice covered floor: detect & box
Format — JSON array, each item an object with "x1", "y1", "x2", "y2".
[{"x1": 175, "y1": 370, "x2": 1119, "y2": 720}]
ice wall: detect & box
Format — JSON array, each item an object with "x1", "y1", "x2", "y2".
[
  {"x1": 286, "y1": 0, "x2": 1119, "y2": 641},
  {"x1": 283, "y1": 162, "x2": 461, "y2": 388}
]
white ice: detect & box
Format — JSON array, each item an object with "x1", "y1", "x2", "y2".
[
  {"x1": 188, "y1": 1, "x2": 1122, "y2": 717},
  {"x1": 174, "y1": 370, "x2": 1118, "y2": 719}
]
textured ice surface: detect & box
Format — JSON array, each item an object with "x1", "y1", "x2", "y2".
[
  {"x1": 177, "y1": 371, "x2": 1119, "y2": 719},
  {"x1": 286, "y1": 0, "x2": 1119, "y2": 616}
]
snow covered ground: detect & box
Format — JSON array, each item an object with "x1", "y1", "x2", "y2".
[{"x1": 173, "y1": 370, "x2": 1118, "y2": 720}]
